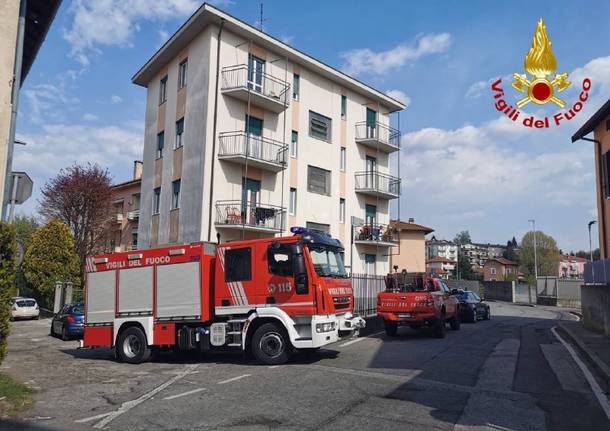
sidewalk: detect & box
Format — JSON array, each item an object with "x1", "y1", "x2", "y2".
[{"x1": 559, "y1": 319, "x2": 610, "y2": 391}]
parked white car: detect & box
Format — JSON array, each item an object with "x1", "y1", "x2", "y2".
[{"x1": 10, "y1": 297, "x2": 40, "y2": 320}]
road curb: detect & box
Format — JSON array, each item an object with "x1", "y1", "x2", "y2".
[{"x1": 557, "y1": 321, "x2": 610, "y2": 390}]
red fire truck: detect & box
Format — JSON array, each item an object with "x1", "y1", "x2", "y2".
[{"x1": 82, "y1": 227, "x2": 365, "y2": 365}]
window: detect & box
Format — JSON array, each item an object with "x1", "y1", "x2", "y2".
[
  {"x1": 307, "y1": 165, "x2": 331, "y2": 195},
  {"x1": 290, "y1": 130, "x2": 298, "y2": 158},
  {"x1": 309, "y1": 111, "x2": 331, "y2": 142},
  {"x1": 306, "y1": 221, "x2": 330, "y2": 234},
  {"x1": 131, "y1": 230, "x2": 138, "y2": 249},
  {"x1": 490, "y1": 267, "x2": 497, "y2": 275},
  {"x1": 171, "y1": 180, "x2": 181, "y2": 210},
  {"x1": 178, "y1": 59, "x2": 188, "y2": 89},
  {"x1": 156, "y1": 131, "x2": 165, "y2": 158},
  {"x1": 339, "y1": 198, "x2": 345, "y2": 224},
  {"x1": 153, "y1": 187, "x2": 161, "y2": 214},
  {"x1": 224, "y1": 248, "x2": 251, "y2": 282},
  {"x1": 132, "y1": 193, "x2": 141, "y2": 210},
  {"x1": 341, "y1": 95, "x2": 347, "y2": 119},
  {"x1": 289, "y1": 188, "x2": 297, "y2": 215},
  {"x1": 159, "y1": 76, "x2": 167, "y2": 104},
  {"x1": 602, "y1": 152, "x2": 610, "y2": 198},
  {"x1": 175, "y1": 118, "x2": 184, "y2": 149},
  {"x1": 268, "y1": 245, "x2": 293, "y2": 277},
  {"x1": 340, "y1": 147, "x2": 346, "y2": 171},
  {"x1": 506, "y1": 267, "x2": 513, "y2": 274},
  {"x1": 292, "y1": 73, "x2": 300, "y2": 100}
]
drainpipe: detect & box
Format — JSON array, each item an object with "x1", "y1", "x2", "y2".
[
  {"x1": 2, "y1": 0, "x2": 27, "y2": 221},
  {"x1": 207, "y1": 19, "x2": 225, "y2": 242},
  {"x1": 578, "y1": 136, "x2": 607, "y2": 259}
]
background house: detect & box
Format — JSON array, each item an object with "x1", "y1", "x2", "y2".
[
  {"x1": 109, "y1": 161, "x2": 142, "y2": 252},
  {"x1": 559, "y1": 254, "x2": 587, "y2": 279},
  {"x1": 483, "y1": 257, "x2": 518, "y2": 281},
  {"x1": 389, "y1": 218, "x2": 434, "y2": 273},
  {"x1": 426, "y1": 256, "x2": 456, "y2": 280}
]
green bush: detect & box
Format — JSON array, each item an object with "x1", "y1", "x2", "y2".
[
  {"x1": 23, "y1": 220, "x2": 80, "y2": 309},
  {"x1": 0, "y1": 222, "x2": 16, "y2": 365}
]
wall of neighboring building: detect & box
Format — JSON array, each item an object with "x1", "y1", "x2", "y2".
[
  {"x1": 594, "y1": 116, "x2": 610, "y2": 258},
  {"x1": 110, "y1": 180, "x2": 141, "y2": 251},
  {"x1": 391, "y1": 230, "x2": 426, "y2": 272},
  {"x1": 0, "y1": 0, "x2": 20, "y2": 220}
]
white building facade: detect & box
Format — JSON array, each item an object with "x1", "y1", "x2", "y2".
[
  {"x1": 133, "y1": 4, "x2": 404, "y2": 275},
  {"x1": 426, "y1": 237, "x2": 458, "y2": 262}
]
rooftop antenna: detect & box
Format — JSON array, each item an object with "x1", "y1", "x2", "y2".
[{"x1": 259, "y1": 1, "x2": 265, "y2": 32}]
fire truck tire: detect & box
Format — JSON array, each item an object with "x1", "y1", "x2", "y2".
[
  {"x1": 251, "y1": 323, "x2": 290, "y2": 365},
  {"x1": 117, "y1": 326, "x2": 152, "y2": 364},
  {"x1": 433, "y1": 314, "x2": 446, "y2": 338},
  {"x1": 384, "y1": 321, "x2": 398, "y2": 337}
]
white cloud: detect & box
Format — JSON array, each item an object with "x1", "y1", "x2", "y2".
[
  {"x1": 385, "y1": 89, "x2": 411, "y2": 108},
  {"x1": 22, "y1": 83, "x2": 79, "y2": 124},
  {"x1": 111, "y1": 95, "x2": 123, "y2": 104},
  {"x1": 340, "y1": 33, "x2": 451, "y2": 76},
  {"x1": 83, "y1": 113, "x2": 98, "y2": 121},
  {"x1": 465, "y1": 75, "x2": 519, "y2": 99},
  {"x1": 63, "y1": 0, "x2": 201, "y2": 66}
]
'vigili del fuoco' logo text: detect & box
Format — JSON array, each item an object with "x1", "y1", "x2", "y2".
[{"x1": 490, "y1": 18, "x2": 591, "y2": 128}]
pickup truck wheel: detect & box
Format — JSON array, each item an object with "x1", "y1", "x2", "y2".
[
  {"x1": 384, "y1": 321, "x2": 398, "y2": 337},
  {"x1": 433, "y1": 314, "x2": 446, "y2": 338},
  {"x1": 252, "y1": 323, "x2": 290, "y2": 365},
  {"x1": 449, "y1": 312, "x2": 461, "y2": 330},
  {"x1": 117, "y1": 326, "x2": 151, "y2": 364}
]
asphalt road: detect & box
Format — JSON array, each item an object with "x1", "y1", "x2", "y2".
[{"x1": 2, "y1": 302, "x2": 609, "y2": 430}]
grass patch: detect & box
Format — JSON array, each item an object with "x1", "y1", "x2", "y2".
[{"x1": 0, "y1": 372, "x2": 33, "y2": 417}]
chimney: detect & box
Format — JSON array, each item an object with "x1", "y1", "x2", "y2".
[
  {"x1": 408, "y1": 217, "x2": 415, "y2": 223},
  {"x1": 133, "y1": 160, "x2": 143, "y2": 180}
]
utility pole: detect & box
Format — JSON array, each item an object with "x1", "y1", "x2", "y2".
[
  {"x1": 589, "y1": 220, "x2": 597, "y2": 284},
  {"x1": 529, "y1": 219, "x2": 538, "y2": 280}
]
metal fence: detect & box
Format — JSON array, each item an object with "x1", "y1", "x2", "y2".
[
  {"x1": 536, "y1": 276, "x2": 582, "y2": 308},
  {"x1": 352, "y1": 273, "x2": 385, "y2": 317},
  {"x1": 354, "y1": 171, "x2": 401, "y2": 196}
]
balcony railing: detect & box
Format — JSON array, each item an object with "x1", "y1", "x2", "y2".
[
  {"x1": 354, "y1": 171, "x2": 401, "y2": 199},
  {"x1": 221, "y1": 65, "x2": 290, "y2": 112},
  {"x1": 355, "y1": 122, "x2": 400, "y2": 153},
  {"x1": 218, "y1": 132, "x2": 287, "y2": 172},
  {"x1": 353, "y1": 223, "x2": 398, "y2": 246},
  {"x1": 127, "y1": 209, "x2": 140, "y2": 221},
  {"x1": 215, "y1": 200, "x2": 285, "y2": 232}
]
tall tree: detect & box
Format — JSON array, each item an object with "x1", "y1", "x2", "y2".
[
  {"x1": 23, "y1": 220, "x2": 80, "y2": 309},
  {"x1": 0, "y1": 222, "x2": 17, "y2": 365},
  {"x1": 38, "y1": 163, "x2": 113, "y2": 275},
  {"x1": 453, "y1": 254, "x2": 474, "y2": 280},
  {"x1": 503, "y1": 237, "x2": 519, "y2": 262},
  {"x1": 519, "y1": 230, "x2": 561, "y2": 278},
  {"x1": 453, "y1": 230, "x2": 471, "y2": 245},
  {"x1": 12, "y1": 215, "x2": 39, "y2": 296}
]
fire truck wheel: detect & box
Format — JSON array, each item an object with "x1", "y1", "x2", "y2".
[
  {"x1": 117, "y1": 326, "x2": 152, "y2": 364},
  {"x1": 251, "y1": 323, "x2": 290, "y2": 365},
  {"x1": 384, "y1": 321, "x2": 398, "y2": 337},
  {"x1": 433, "y1": 314, "x2": 446, "y2": 338}
]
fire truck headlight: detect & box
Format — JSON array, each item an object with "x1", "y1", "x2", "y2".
[{"x1": 316, "y1": 322, "x2": 336, "y2": 333}]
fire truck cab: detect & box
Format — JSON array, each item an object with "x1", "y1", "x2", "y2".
[{"x1": 83, "y1": 227, "x2": 365, "y2": 365}]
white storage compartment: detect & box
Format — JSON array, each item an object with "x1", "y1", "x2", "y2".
[
  {"x1": 118, "y1": 266, "x2": 153, "y2": 314},
  {"x1": 87, "y1": 271, "x2": 116, "y2": 324},
  {"x1": 156, "y1": 262, "x2": 201, "y2": 319}
]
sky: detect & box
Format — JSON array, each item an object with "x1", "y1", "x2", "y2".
[{"x1": 13, "y1": 0, "x2": 610, "y2": 252}]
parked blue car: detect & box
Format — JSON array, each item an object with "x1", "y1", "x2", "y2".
[{"x1": 50, "y1": 303, "x2": 85, "y2": 340}]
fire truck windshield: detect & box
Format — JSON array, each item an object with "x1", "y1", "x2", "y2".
[{"x1": 308, "y1": 245, "x2": 348, "y2": 278}]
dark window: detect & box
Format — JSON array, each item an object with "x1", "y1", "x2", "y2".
[
  {"x1": 292, "y1": 74, "x2": 300, "y2": 100},
  {"x1": 225, "y1": 248, "x2": 252, "y2": 282},
  {"x1": 268, "y1": 245, "x2": 294, "y2": 277},
  {"x1": 153, "y1": 187, "x2": 161, "y2": 214},
  {"x1": 171, "y1": 180, "x2": 181, "y2": 210},
  {"x1": 156, "y1": 131, "x2": 165, "y2": 158},
  {"x1": 178, "y1": 59, "x2": 188, "y2": 88},
  {"x1": 175, "y1": 118, "x2": 184, "y2": 149},
  {"x1": 309, "y1": 111, "x2": 331, "y2": 142},
  {"x1": 602, "y1": 152, "x2": 610, "y2": 198},
  {"x1": 341, "y1": 95, "x2": 347, "y2": 118},
  {"x1": 159, "y1": 76, "x2": 167, "y2": 104},
  {"x1": 307, "y1": 165, "x2": 331, "y2": 195}
]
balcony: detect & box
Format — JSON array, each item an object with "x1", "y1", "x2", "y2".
[
  {"x1": 215, "y1": 200, "x2": 285, "y2": 233},
  {"x1": 355, "y1": 122, "x2": 400, "y2": 153},
  {"x1": 127, "y1": 209, "x2": 140, "y2": 221},
  {"x1": 218, "y1": 132, "x2": 287, "y2": 172},
  {"x1": 353, "y1": 223, "x2": 398, "y2": 247},
  {"x1": 221, "y1": 65, "x2": 290, "y2": 113},
  {"x1": 354, "y1": 171, "x2": 400, "y2": 199}
]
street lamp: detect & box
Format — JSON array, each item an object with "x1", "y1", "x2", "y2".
[
  {"x1": 588, "y1": 220, "x2": 597, "y2": 262},
  {"x1": 528, "y1": 219, "x2": 538, "y2": 280}
]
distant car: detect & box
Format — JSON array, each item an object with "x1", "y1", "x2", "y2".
[
  {"x1": 50, "y1": 303, "x2": 84, "y2": 340},
  {"x1": 10, "y1": 298, "x2": 40, "y2": 320},
  {"x1": 452, "y1": 290, "x2": 490, "y2": 322}
]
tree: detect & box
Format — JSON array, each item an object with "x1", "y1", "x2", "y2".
[
  {"x1": 453, "y1": 254, "x2": 474, "y2": 280},
  {"x1": 519, "y1": 230, "x2": 561, "y2": 278},
  {"x1": 0, "y1": 222, "x2": 17, "y2": 365},
  {"x1": 453, "y1": 231, "x2": 471, "y2": 245},
  {"x1": 13, "y1": 215, "x2": 39, "y2": 296},
  {"x1": 574, "y1": 249, "x2": 600, "y2": 260},
  {"x1": 503, "y1": 236, "x2": 519, "y2": 262},
  {"x1": 23, "y1": 220, "x2": 80, "y2": 309},
  {"x1": 38, "y1": 163, "x2": 113, "y2": 277}
]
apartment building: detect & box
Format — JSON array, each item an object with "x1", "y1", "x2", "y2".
[
  {"x1": 461, "y1": 242, "x2": 505, "y2": 268},
  {"x1": 109, "y1": 161, "x2": 142, "y2": 252},
  {"x1": 132, "y1": 4, "x2": 405, "y2": 275},
  {"x1": 426, "y1": 236, "x2": 458, "y2": 262}
]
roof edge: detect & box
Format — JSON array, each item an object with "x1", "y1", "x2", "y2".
[{"x1": 571, "y1": 99, "x2": 610, "y2": 142}]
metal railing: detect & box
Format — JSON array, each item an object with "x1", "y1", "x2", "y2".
[
  {"x1": 221, "y1": 64, "x2": 290, "y2": 105},
  {"x1": 353, "y1": 223, "x2": 398, "y2": 244},
  {"x1": 215, "y1": 200, "x2": 285, "y2": 231},
  {"x1": 352, "y1": 273, "x2": 385, "y2": 317},
  {"x1": 355, "y1": 122, "x2": 400, "y2": 149},
  {"x1": 354, "y1": 171, "x2": 401, "y2": 196},
  {"x1": 218, "y1": 132, "x2": 287, "y2": 167}
]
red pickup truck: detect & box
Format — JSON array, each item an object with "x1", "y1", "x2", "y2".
[{"x1": 377, "y1": 272, "x2": 460, "y2": 338}]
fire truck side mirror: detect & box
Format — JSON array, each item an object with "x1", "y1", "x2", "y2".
[{"x1": 291, "y1": 244, "x2": 308, "y2": 295}]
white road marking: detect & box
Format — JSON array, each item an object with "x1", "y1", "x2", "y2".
[
  {"x1": 268, "y1": 365, "x2": 280, "y2": 369},
  {"x1": 551, "y1": 326, "x2": 610, "y2": 420},
  {"x1": 217, "y1": 374, "x2": 251, "y2": 384},
  {"x1": 163, "y1": 387, "x2": 206, "y2": 400},
  {"x1": 92, "y1": 363, "x2": 198, "y2": 429},
  {"x1": 339, "y1": 330, "x2": 385, "y2": 347},
  {"x1": 75, "y1": 412, "x2": 111, "y2": 423}
]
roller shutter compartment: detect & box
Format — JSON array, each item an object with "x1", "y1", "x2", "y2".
[
  {"x1": 118, "y1": 266, "x2": 153, "y2": 315},
  {"x1": 87, "y1": 271, "x2": 116, "y2": 324},
  {"x1": 156, "y1": 262, "x2": 201, "y2": 319}
]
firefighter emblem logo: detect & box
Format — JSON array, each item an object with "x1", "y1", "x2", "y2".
[{"x1": 511, "y1": 18, "x2": 571, "y2": 108}]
